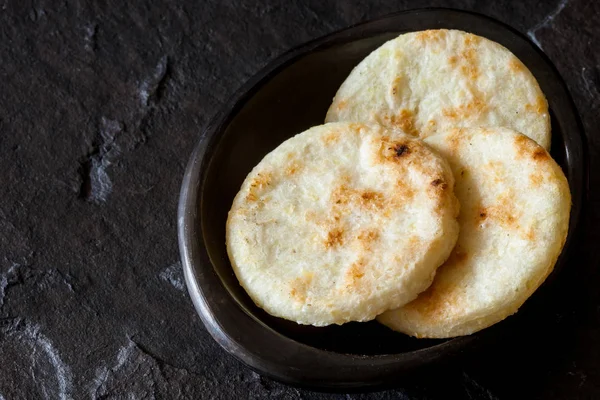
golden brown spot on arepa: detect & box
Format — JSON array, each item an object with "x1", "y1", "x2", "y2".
[
  {"x1": 347, "y1": 259, "x2": 365, "y2": 280},
  {"x1": 445, "y1": 128, "x2": 465, "y2": 152},
  {"x1": 331, "y1": 184, "x2": 351, "y2": 205},
  {"x1": 323, "y1": 130, "x2": 341, "y2": 145},
  {"x1": 347, "y1": 122, "x2": 365, "y2": 132},
  {"x1": 331, "y1": 185, "x2": 386, "y2": 210},
  {"x1": 336, "y1": 100, "x2": 347, "y2": 110},
  {"x1": 247, "y1": 172, "x2": 272, "y2": 201},
  {"x1": 532, "y1": 148, "x2": 549, "y2": 161},
  {"x1": 463, "y1": 33, "x2": 482, "y2": 46},
  {"x1": 325, "y1": 227, "x2": 344, "y2": 248},
  {"x1": 514, "y1": 134, "x2": 533, "y2": 158},
  {"x1": 478, "y1": 193, "x2": 521, "y2": 230},
  {"x1": 359, "y1": 191, "x2": 385, "y2": 209},
  {"x1": 289, "y1": 288, "x2": 302, "y2": 301},
  {"x1": 525, "y1": 226, "x2": 536, "y2": 241},
  {"x1": 459, "y1": 48, "x2": 480, "y2": 79},
  {"x1": 289, "y1": 272, "x2": 314, "y2": 303},
  {"x1": 357, "y1": 229, "x2": 380, "y2": 249},
  {"x1": 341, "y1": 259, "x2": 369, "y2": 293},
  {"x1": 485, "y1": 160, "x2": 506, "y2": 183},
  {"x1": 394, "y1": 180, "x2": 416, "y2": 202},
  {"x1": 508, "y1": 59, "x2": 526, "y2": 73},
  {"x1": 305, "y1": 210, "x2": 318, "y2": 223},
  {"x1": 514, "y1": 134, "x2": 549, "y2": 162},
  {"x1": 442, "y1": 98, "x2": 486, "y2": 120},
  {"x1": 285, "y1": 160, "x2": 301, "y2": 176},
  {"x1": 406, "y1": 284, "x2": 449, "y2": 321},
  {"x1": 382, "y1": 109, "x2": 419, "y2": 136},
  {"x1": 398, "y1": 109, "x2": 419, "y2": 136},
  {"x1": 415, "y1": 30, "x2": 447, "y2": 42},
  {"x1": 529, "y1": 173, "x2": 544, "y2": 186},
  {"x1": 525, "y1": 96, "x2": 547, "y2": 114}
]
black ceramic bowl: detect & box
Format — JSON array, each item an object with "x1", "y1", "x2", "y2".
[{"x1": 178, "y1": 8, "x2": 585, "y2": 389}]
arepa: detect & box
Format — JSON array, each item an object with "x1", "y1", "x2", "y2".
[
  {"x1": 226, "y1": 122, "x2": 460, "y2": 326},
  {"x1": 326, "y1": 29, "x2": 551, "y2": 149},
  {"x1": 378, "y1": 127, "x2": 570, "y2": 338}
]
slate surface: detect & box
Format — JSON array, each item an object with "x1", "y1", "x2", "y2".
[{"x1": 0, "y1": 0, "x2": 598, "y2": 399}]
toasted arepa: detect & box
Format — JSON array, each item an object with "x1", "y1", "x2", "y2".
[
  {"x1": 326, "y1": 29, "x2": 551, "y2": 149},
  {"x1": 378, "y1": 127, "x2": 570, "y2": 338},
  {"x1": 226, "y1": 122, "x2": 460, "y2": 326}
]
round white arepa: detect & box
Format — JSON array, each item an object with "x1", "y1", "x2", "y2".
[
  {"x1": 226, "y1": 122, "x2": 460, "y2": 326},
  {"x1": 378, "y1": 127, "x2": 571, "y2": 338},
  {"x1": 326, "y1": 29, "x2": 551, "y2": 149}
]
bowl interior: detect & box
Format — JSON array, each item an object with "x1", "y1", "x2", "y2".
[{"x1": 198, "y1": 29, "x2": 577, "y2": 355}]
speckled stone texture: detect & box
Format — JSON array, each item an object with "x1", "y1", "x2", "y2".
[{"x1": 0, "y1": 0, "x2": 598, "y2": 399}]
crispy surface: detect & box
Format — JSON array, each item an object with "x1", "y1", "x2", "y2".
[
  {"x1": 378, "y1": 127, "x2": 571, "y2": 337},
  {"x1": 326, "y1": 29, "x2": 551, "y2": 149},
  {"x1": 226, "y1": 122, "x2": 460, "y2": 326}
]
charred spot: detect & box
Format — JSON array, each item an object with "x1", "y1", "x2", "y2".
[
  {"x1": 393, "y1": 144, "x2": 410, "y2": 157},
  {"x1": 479, "y1": 212, "x2": 487, "y2": 219},
  {"x1": 431, "y1": 179, "x2": 447, "y2": 189}
]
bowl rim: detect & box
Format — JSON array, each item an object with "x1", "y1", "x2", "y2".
[{"x1": 178, "y1": 7, "x2": 586, "y2": 389}]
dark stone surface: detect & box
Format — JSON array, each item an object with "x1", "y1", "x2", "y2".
[{"x1": 0, "y1": 0, "x2": 597, "y2": 398}]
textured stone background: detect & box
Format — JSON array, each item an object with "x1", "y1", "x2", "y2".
[{"x1": 1, "y1": 0, "x2": 598, "y2": 399}]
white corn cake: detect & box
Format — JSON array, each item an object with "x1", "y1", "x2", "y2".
[
  {"x1": 226, "y1": 122, "x2": 460, "y2": 326},
  {"x1": 326, "y1": 29, "x2": 551, "y2": 149},
  {"x1": 378, "y1": 127, "x2": 570, "y2": 338}
]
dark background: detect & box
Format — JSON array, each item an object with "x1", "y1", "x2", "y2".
[{"x1": 1, "y1": 0, "x2": 598, "y2": 399}]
